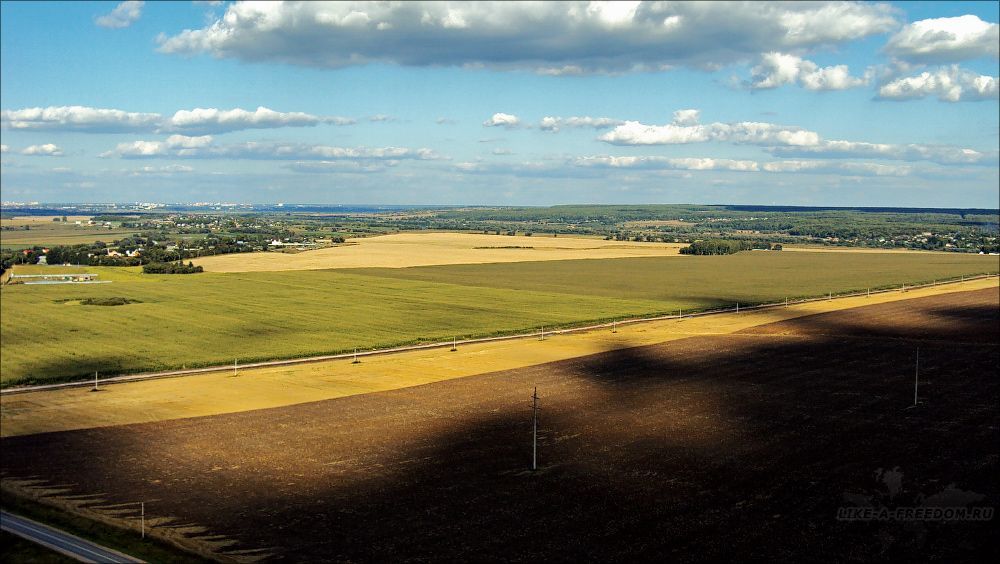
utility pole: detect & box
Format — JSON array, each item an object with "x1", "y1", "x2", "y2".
[
  {"x1": 352, "y1": 348, "x2": 360, "y2": 364},
  {"x1": 91, "y1": 371, "x2": 99, "y2": 392},
  {"x1": 539, "y1": 326, "x2": 545, "y2": 341},
  {"x1": 736, "y1": 302, "x2": 739, "y2": 314},
  {"x1": 450, "y1": 336, "x2": 457, "y2": 352},
  {"x1": 532, "y1": 387, "x2": 539, "y2": 471},
  {"x1": 233, "y1": 358, "x2": 237, "y2": 376},
  {"x1": 612, "y1": 320, "x2": 616, "y2": 333}
]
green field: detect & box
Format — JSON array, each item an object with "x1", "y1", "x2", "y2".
[
  {"x1": 1, "y1": 252, "x2": 996, "y2": 386},
  {"x1": 354, "y1": 252, "x2": 1000, "y2": 303}
]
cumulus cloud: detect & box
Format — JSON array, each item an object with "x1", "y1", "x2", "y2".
[
  {"x1": 576, "y1": 155, "x2": 760, "y2": 172},
  {"x1": 483, "y1": 112, "x2": 521, "y2": 128},
  {"x1": 749, "y1": 52, "x2": 868, "y2": 90},
  {"x1": 284, "y1": 161, "x2": 395, "y2": 173},
  {"x1": 129, "y1": 164, "x2": 195, "y2": 175},
  {"x1": 21, "y1": 144, "x2": 64, "y2": 156},
  {"x1": 599, "y1": 117, "x2": 820, "y2": 147},
  {"x1": 100, "y1": 136, "x2": 443, "y2": 161},
  {"x1": 166, "y1": 106, "x2": 354, "y2": 133},
  {"x1": 886, "y1": 15, "x2": 999, "y2": 63},
  {"x1": 95, "y1": 1, "x2": 144, "y2": 29},
  {"x1": 877, "y1": 66, "x2": 998, "y2": 102},
  {"x1": 672, "y1": 109, "x2": 700, "y2": 126},
  {"x1": 761, "y1": 160, "x2": 912, "y2": 176},
  {"x1": 1, "y1": 106, "x2": 161, "y2": 132},
  {"x1": 539, "y1": 116, "x2": 623, "y2": 132},
  {"x1": 157, "y1": 1, "x2": 897, "y2": 73},
  {"x1": 0, "y1": 144, "x2": 8, "y2": 153},
  {"x1": 0, "y1": 105, "x2": 354, "y2": 134},
  {"x1": 772, "y1": 139, "x2": 998, "y2": 165}
]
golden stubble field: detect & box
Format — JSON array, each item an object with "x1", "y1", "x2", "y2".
[
  {"x1": 3, "y1": 276, "x2": 994, "y2": 438},
  {"x1": 193, "y1": 231, "x2": 687, "y2": 271}
]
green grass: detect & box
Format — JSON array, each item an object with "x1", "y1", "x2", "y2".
[
  {"x1": 1, "y1": 494, "x2": 208, "y2": 563},
  {"x1": 1, "y1": 267, "x2": 668, "y2": 386},
  {"x1": 1, "y1": 252, "x2": 996, "y2": 387},
  {"x1": 353, "y1": 252, "x2": 999, "y2": 304}
]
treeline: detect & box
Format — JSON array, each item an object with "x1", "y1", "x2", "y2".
[
  {"x1": 681, "y1": 239, "x2": 778, "y2": 255},
  {"x1": 142, "y1": 262, "x2": 203, "y2": 274}
]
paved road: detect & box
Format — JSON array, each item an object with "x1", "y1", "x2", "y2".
[
  {"x1": 1, "y1": 275, "x2": 993, "y2": 396},
  {"x1": 1, "y1": 510, "x2": 144, "y2": 563}
]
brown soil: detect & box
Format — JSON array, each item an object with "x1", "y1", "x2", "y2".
[{"x1": 2, "y1": 288, "x2": 997, "y2": 562}]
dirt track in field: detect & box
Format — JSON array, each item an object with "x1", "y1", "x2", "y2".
[{"x1": 2, "y1": 287, "x2": 997, "y2": 562}]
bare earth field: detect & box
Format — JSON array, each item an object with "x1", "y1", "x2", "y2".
[
  {"x1": 192, "y1": 232, "x2": 686, "y2": 272},
  {"x1": 2, "y1": 287, "x2": 996, "y2": 562}
]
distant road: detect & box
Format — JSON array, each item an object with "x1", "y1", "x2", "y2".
[
  {"x1": 1, "y1": 510, "x2": 145, "y2": 563},
  {"x1": 1, "y1": 274, "x2": 995, "y2": 396}
]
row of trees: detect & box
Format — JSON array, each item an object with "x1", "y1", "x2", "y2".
[
  {"x1": 142, "y1": 262, "x2": 203, "y2": 274},
  {"x1": 680, "y1": 239, "x2": 778, "y2": 255}
]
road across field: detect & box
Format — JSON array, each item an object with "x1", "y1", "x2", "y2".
[{"x1": 0, "y1": 510, "x2": 144, "y2": 563}]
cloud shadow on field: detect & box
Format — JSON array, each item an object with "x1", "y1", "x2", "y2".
[{"x1": 1, "y1": 288, "x2": 998, "y2": 562}]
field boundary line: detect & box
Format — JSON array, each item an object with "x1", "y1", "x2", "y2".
[{"x1": 2, "y1": 273, "x2": 996, "y2": 395}]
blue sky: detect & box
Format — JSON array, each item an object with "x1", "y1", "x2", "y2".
[{"x1": 1, "y1": 1, "x2": 998, "y2": 206}]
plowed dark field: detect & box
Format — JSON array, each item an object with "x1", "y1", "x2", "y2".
[{"x1": 3, "y1": 288, "x2": 998, "y2": 562}]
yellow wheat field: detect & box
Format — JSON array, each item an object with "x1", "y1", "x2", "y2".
[{"x1": 193, "y1": 231, "x2": 687, "y2": 272}]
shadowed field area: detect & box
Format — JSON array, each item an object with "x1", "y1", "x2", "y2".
[{"x1": 2, "y1": 287, "x2": 997, "y2": 561}]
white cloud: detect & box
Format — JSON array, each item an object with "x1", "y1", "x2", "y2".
[
  {"x1": 599, "y1": 117, "x2": 820, "y2": 146},
  {"x1": 368, "y1": 114, "x2": 395, "y2": 122},
  {"x1": 129, "y1": 165, "x2": 195, "y2": 175},
  {"x1": 492, "y1": 148, "x2": 513, "y2": 155},
  {"x1": 599, "y1": 121, "x2": 713, "y2": 145},
  {"x1": 100, "y1": 136, "x2": 443, "y2": 161},
  {"x1": 576, "y1": 155, "x2": 759, "y2": 172},
  {"x1": 95, "y1": 1, "x2": 144, "y2": 29},
  {"x1": 886, "y1": 15, "x2": 999, "y2": 63},
  {"x1": 1, "y1": 106, "x2": 161, "y2": 132},
  {"x1": 672, "y1": 109, "x2": 700, "y2": 126},
  {"x1": 877, "y1": 66, "x2": 998, "y2": 102},
  {"x1": 483, "y1": 112, "x2": 521, "y2": 128},
  {"x1": 157, "y1": 1, "x2": 897, "y2": 73},
  {"x1": 0, "y1": 144, "x2": 8, "y2": 153},
  {"x1": 749, "y1": 52, "x2": 867, "y2": 91},
  {"x1": 166, "y1": 106, "x2": 353, "y2": 133},
  {"x1": 539, "y1": 116, "x2": 623, "y2": 132},
  {"x1": 0, "y1": 105, "x2": 355, "y2": 134},
  {"x1": 21, "y1": 144, "x2": 64, "y2": 156},
  {"x1": 772, "y1": 139, "x2": 998, "y2": 165},
  {"x1": 572, "y1": 155, "x2": 918, "y2": 177},
  {"x1": 285, "y1": 161, "x2": 395, "y2": 173},
  {"x1": 762, "y1": 160, "x2": 913, "y2": 176}
]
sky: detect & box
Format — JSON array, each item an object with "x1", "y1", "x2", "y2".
[{"x1": 1, "y1": 1, "x2": 998, "y2": 207}]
